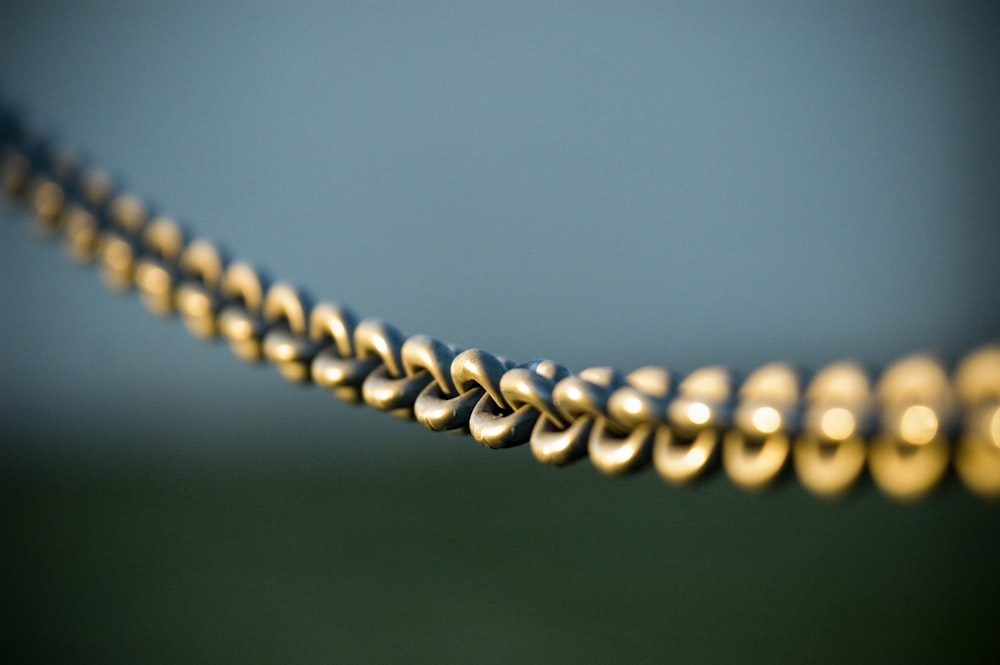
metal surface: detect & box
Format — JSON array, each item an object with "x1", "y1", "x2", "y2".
[{"x1": 2, "y1": 104, "x2": 998, "y2": 502}]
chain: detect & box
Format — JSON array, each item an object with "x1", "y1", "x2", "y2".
[{"x1": 2, "y1": 105, "x2": 998, "y2": 503}]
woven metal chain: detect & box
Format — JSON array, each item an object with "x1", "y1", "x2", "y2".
[{"x1": 2, "y1": 105, "x2": 998, "y2": 503}]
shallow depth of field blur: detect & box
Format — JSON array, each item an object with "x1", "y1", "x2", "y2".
[{"x1": 1, "y1": 2, "x2": 998, "y2": 663}]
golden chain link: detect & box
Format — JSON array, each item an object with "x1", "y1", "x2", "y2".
[{"x1": 2, "y1": 106, "x2": 998, "y2": 502}]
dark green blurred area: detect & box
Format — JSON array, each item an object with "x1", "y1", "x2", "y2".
[{"x1": 3, "y1": 429, "x2": 998, "y2": 664}]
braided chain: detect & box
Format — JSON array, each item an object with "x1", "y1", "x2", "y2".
[{"x1": 2, "y1": 106, "x2": 998, "y2": 502}]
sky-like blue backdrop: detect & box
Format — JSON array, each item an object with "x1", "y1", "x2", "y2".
[{"x1": 2, "y1": 1, "x2": 997, "y2": 458}]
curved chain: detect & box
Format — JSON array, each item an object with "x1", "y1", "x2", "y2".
[{"x1": 2, "y1": 105, "x2": 998, "y2": 502}]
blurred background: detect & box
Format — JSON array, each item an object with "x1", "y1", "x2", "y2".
[{"x1": 1, "y1": 1, "x2": 998, "y2": 662}]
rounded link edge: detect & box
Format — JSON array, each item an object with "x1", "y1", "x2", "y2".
[
  {"x1": 869, "y1": 354, "x2": 953, "y2": 502},
  {"x1": 654, "y1": 366, "x2": 733, "y2": 485},
  {"x1": 587, "y1": 368, "x2": 668, "y2": 476},
  {"x1": 355, "y1": 319, "x2": 407, "y2": 379},
  {"x1": 500, "y1": 362, "x2": 572, "y2": 428},
  {"x1": 606, "y1": 366, "x2": 672, "y2": 430},
  {"x1": 405, "y1": 337, "x2": 480, "y2": 431},
  {"x1": 217, "y1": 261, "x2": 269, "y2": 360},
  {"x1": 414, "y1": 381, "x2": 482, "y2": 433},
  {"x1": 403, "y1": 336, "x2": 462, "y2": 396},
  {"x1": 723, "y1": 363, "x2": 800, "y2": 492},
  {"x1": 309, "y1": 302, "x2": 375, "y2": 404},
  {"x1": 134, "y1": 216, "x2": 187, "y2": 317},
  {"x1": 588, "y1": 419, "x2": 655, "y2": 476},
  {"x1": 793, "y1": 362, "x2": 871, "y2": 499},
  {"x1": 360, "y1": 364, "x2": 433, "y2": 419},
  {"x1": 450, "y1": 350, "x2": 528, "y2": 448},
  {"x1": 531, "y1": 366, "x2": 621, "y2": 467},
  {"x1": 467, "y1": 359, "x2": 574, "y2": 449},
  {"x1": 261, "y1": 282, "x2": 318, "y2": 384},
  {"x1": 450, "y1": 349, "x2": 512, "y2": 411},
  {"x1": 530, "y1": 416, "x2": 595, "y2": 467},
  {"x1": 554, "y1": 367, "x2": 624, "y2": 425},
  {"x1": 356, "y1": 320, "x2": 423, "y2": 418},
  {"x1": 175, "y1": 240, "x2": 228, "y2": 341}
]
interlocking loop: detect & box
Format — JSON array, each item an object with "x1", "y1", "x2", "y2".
[
  {"x1": 869, "y1": 355, "x2": 953, "y2": 501},
  {"x1": 309, "y1": 302, "x2": 375, "y2": 404},
  {"x1": 261, "y1": 283, "x2": 317, "y2": 384},
  {"x1": 356, "y1": 319, "x2": 428, "y2": 419},
  {"x1": 175, "y1": 240, "x2": 227, "y2": 340},
  {"x1": 500, "y1": 361, "x2": 572, "y2": 428},
  {"x1": 403, "y1": 335, "x2": 460, "y2": 397},
  {"x1": 587, "y1": 368, "x2": 661, "y2": 475},
  {"x1": 95, "y1": 193, "x2": 149, "y2": 289},
  {"x1": 412, "y1": 346, "x2": 490, "y2": 433},
  {"x1": 464, "y1": 359, "x2": 562, "y2": 449},
  {"x1": 793, "y1": 362, "x2": 871, "y2": 498},
  {"x1": 451, "y1": 349, "x2": 510, "y2": 405},
  {"x1": 723, "y1": 363, "x2": 799, "y2": 491},
  {"x1": 406, "y1": 337, "x2": 475, "y2": 431},
  {"x1": 528, "y1": 366, "x2": 619, "y2": 466},
  {"x1": 952, "y1": 346, "x2": 1000, "y2": 498},
  {"x1": 217, "y1": 261, "x2": 269, "y2": 360},
  {"x1": 654, "y1": 366, "x2": 731, "y2": 485},
  {"x1": 445, "y1": 350, "x2": 514, "y2": 446},
  {"x1": 606, "y1": 367, "x2": 671, "y2": 429},
  {"x1": 134, "y1": 217, "x2": 186, "y2": 316}
]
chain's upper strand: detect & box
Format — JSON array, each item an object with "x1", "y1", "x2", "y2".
[{"x1": 2, "y1": 106, "x2": 998, "y2": 503}]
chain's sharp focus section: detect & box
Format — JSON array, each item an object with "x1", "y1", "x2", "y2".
[
  {"x1": 1, "y1": 103, "x2": 998, "y2": 503},
  {"x1": 309, "y1": 302, "x2": 372, "y2": 404}
]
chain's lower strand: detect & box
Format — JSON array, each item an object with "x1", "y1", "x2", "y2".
[{"x1": 2, "y1": 105, "x2": 998, "y2": 502}]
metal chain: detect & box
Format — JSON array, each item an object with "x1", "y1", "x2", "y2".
[{"x1": 2, "y1": 105, "x2": 998, "y2": 502}]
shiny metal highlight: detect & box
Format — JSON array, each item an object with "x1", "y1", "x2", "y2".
[
  {"x1": 654, "y1": 366, "x2": 732, "y2": 485},
  {"x1": 356, "y1": 320, "x2": 427, "y2": 418},
  {"x1": 262, "y1": 283, "x2": 316, "y2": 384},
  {"x1": 134, "y1": 217, "x2": 186, "y2": 316},
  {"x1": 588, "y1": 368, "x2": 669, "y2": 475},
  {"x1": 175, "y1": 240, "x2": 227, "y2": 340},
  {"x1": 869, "y1": 355, "x2": 952, "y2": 501},
  {"x1": 217, "y1": 261, "x2": 268, "y2": 360},
  {"x1": 723, "y1": 363, "x2": 798, "y2": 491},
  {"x1": 309, "y1": 302, "x2": 373, "y2": 403},
  {"x1": 794, "y1": 362, "x2": 870, "y2": 498}
]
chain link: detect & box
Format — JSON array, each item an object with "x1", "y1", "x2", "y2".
[{"x1": 2, "y1": 104, "x2": 999, "y2": 502}]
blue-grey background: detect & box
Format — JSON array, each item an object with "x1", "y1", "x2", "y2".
[{"x1": 1, "y1": 2, "x2": 998, "y2": 663}]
